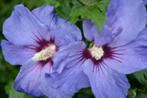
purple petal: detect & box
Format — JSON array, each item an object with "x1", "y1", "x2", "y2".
[
  {"x1": 41, "y1": 81, "x2": 73, "y2": 98},
  {"x1": 41, "y1": 65, "x2": 89, "y2": 98},
  {"x1": 32, "y1": 5, "x2": 55, "y2": 28},
  {"x1": 41, "y1": 88, "x2": 73, "y2": 98},
  {"x1": 94, "y1": 27, "x2": 113, "y2": 46},
  {"x1": 33, "y1": 5, "x2": 82, "y2": 42},
  {"x1": 106, "y1": 28, "x2": 147, "y2": 74},
  {"x1": 44, "y1": 42, "x2": 90, "y2": 97},
  {"x1": 14, "y1": 61, "x2": 44, "y2": 97},
  {"x1": 136, "y1": 28, "x2": 147, "y2": 45},
  {"x1": 40, "y1": 63, "x2": 74, "y2": 98},
  {"x1": 42, "y1": 62, "x2": 53, "y2": 74},
  {"x1": 82, "y1": 59, "x2": 130, "y2": 98},
  {"x1": 51, "y1": 17, "x2": 82, "y2": 43},
  {"x1": 83, "y1": 20, "x2": 99, "y2": 41},
  {"x1": 83, "y1": 20, "x2": 113, "y2": 46},
  {"x1": 106, "y1": 0, "x2": 147, "y2": 47},
  {"x1": 143, "y1": 0, "x2": 147, "y2": 5},
  {"x1": 15, "y1": 60, "x2": 72, "y2": 97},
  {"x1": 3, "y1": 4, "x2": 47, "y2": 46},
  {"x1": 1, "y1": 40, "x2": 35, "y2": 65},
  {"x1": 53, "y1": 42, "x2": 86, "y2": 73}
]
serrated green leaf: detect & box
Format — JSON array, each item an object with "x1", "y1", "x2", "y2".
[
  {"x1": 97, "y1": 0, "x2": 110, "y2": 12},
  {"x1": 69, "y1": 5, "x2": 85, "y2": 23},
  {"x1": 69, "y1": 0, "x2": 109, "y2": 31},
  {"x1": 134, "y1": 71, "x2": 147, "y2": 85},
  {"x1": 86, "y1": 6, "x2": 106, "y2": 31},
  {"x1": 55, "y1": 0, "x2": 73, "y2": 19},
  {"x1": 70, "y1": 5, "x2": 106, "y2": 31}
]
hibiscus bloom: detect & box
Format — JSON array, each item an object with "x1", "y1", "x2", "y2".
[
  {"x1": 1, "y1": 4, "x2": 89, "y2": 97},
  {"x1": 53, "y1": 0, "x2": 147, "y2": 98}
]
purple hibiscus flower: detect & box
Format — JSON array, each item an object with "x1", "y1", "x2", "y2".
[
  {"x1": 53, "y1": 0, "x2": 147, "y2": 98},
  {"x1": 1, "y1": 4, "x2": 89, "y2": 97}
]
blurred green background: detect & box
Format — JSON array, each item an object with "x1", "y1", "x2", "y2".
[{"x1": 0, "y1": 0, "x2": 147, "y2": 98}]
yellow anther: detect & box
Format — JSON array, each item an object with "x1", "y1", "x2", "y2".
[
  {"x1": 89, "y1": 45, "x2": 104, "y2": 60},
  {"x1": 32, "y1": 44, "x2": 56, "y2": 61}
]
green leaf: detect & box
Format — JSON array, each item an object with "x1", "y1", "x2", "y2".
[
  {"x1": 45, "y1": 0, "x2": 60, "y2": 7},
  {"x1": 69, "y1": 5, "x2": 85, "y2": 23},
  {"x1": 136, "y1": 93, "x2": 147, "y2": 98},
  {"x1": 79, "y1": 0, "x2": 98, "y2": 6},
  {"x1": 127, "y1": 89, "x2": 137, "y2": 98},
  {"x1": 73, "y1": 88, "x2": 94, "y2": 98},
  {"x1": 69, "y1": 0, "x2": 109, "y2": 31},
  {"x1": 86, "y1": 6, "x2": 106, "y2": 31},
  {"x1": 134, "y1": 71, "x2": 147, "y2": 85},
  {"x1": 97, "y1": 0, "x2": 110, "y2": 12},
  {"x1": 70, "y1": 5, "x2": 106, "y2": 31}
]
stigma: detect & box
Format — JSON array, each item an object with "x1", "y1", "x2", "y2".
[
  {"x1": 32, "y1": 44, "x2": 56, "y2": 61},
  {"x1": 88, "y1": 45, "x2": 104, "y2": 60}
]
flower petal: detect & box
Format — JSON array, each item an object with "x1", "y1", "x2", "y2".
[
  {"x1": 83, "y1": 20, "x2": 99, "y2": 41},
  {"x1": 41, "y1": 65, "x2": 90, "y2": 98},
  {"x1": 94, "y1": 27, "x2": 113, "y2": 46},
  {"x1": 53, "y1": 42, "x2": 86, "y2": 73},
  {"x1": 3, "y1": 4, "x2": 47, "y2": 46},
  {"x1": 32, "y1": 5, "x2": 55, "y2": 28},
  {"x1": 106, "y1": 29, "x2": 147, "y2": 74},
  {"x1": 42, "y1": 62, "x2": 53, "y2": 74},
  {"x1": 41, "y1": 80, "x2": 73, "y2": 98},
  {"x1": 82, "y1": 59, "x2": 130, "y2": 98},
  {"x1": 106, "y1": 0, "x2": 147, "y2": 47},
  {"x1": 44, "y1": 42, "x2": 90, "y2": 97},
  {"x1": 14, "y1": 61, "x2": 44, "y2": 97},
  {"x1": 143, "y1": 0, "x2": 147, "y2": 5},
  {"x1": 41, "y1": 88, "x2": 73, "y2": 98},
  {"x1": 83, "y1": 20, "x2": 113, "y2": 46},
  {"x1": 56, "y1": 18, "x2": 82, "y2": 40},
  {"x1": 33, "y1": 5, "x2": 82, "y2": 42},
  {"x1": 1, "y1": 40, "x2": 35, "y2": 65},
  {"x1": 37, "y1": 63, "x2": 73, "y2": 98}
]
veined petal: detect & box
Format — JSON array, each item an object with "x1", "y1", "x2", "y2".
[
  {"x1": 39, "y1": 63, "x2": 72, "y2": 98},
  {"x1": 106, "y1": 28, "x2": 147, "y2": 74},
  {"x1": 106, "y1": 0, "x2": 147, "y2": 47},
  {"x1": 14, "y1": 61, "x2": 44, "y2": 97},
  {"x1": 34, "y1": 63, "x2": 72, "y2": 98},
  {"x1": 94, "y1": 27, "x2": 113, "y2": 46},
  {"x1": 82, "y1": 59, "x2": 130, "y2": 98},
  {"x1": 1, "y1": 40, "x2": 35, "y2": 65},
  {"x1": 41, "y1": 81, "x2": 73, "y2": 98},
  {"x1": 53, "y1": 41, "x2": 86, "y2": 73},
  {"x1": 136, "y1": 28, "x2": 147, "y2": 45},
  {"x1": 3, "y1": 4, "x2": 48, "y2": 46},
  {"x1": 83, "y1": 20, "x2": 99, "y2": 41},
  {"x1": 83, "y1": 20, "x2": 112, "y2": 46},
  {"x1": 42, "y1": 62, "x2": 53, "y2": 74},
  {"x1": 41, "y1": 65, "x2": 89, "y2": 98},
  {"x1": 14, "y1": 60, "x2": 73, "y2": 98},
  {"x1": 47, "y1": 17, "x2": 82, "y2": 45},
  {"x1": 32, "y1": 5, "x2": 55, "y2": 28},
  {"x1": 33, "y1": 5, "x2": 82, "y2": 42}
]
